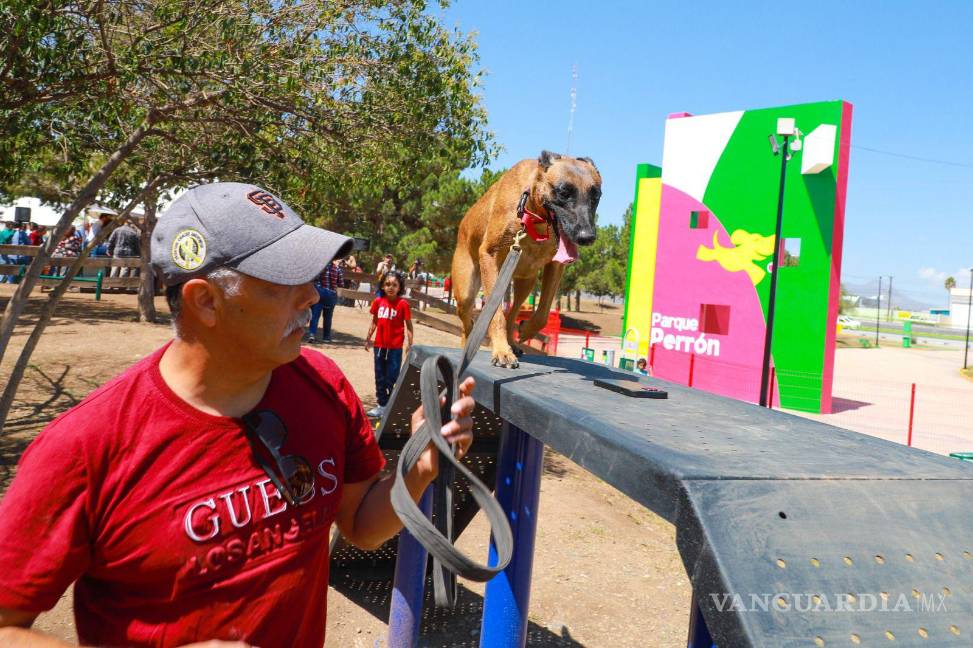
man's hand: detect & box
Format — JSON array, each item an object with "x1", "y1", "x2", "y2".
[
  {"x1": 364, "y1": 338, "x2": 372, "y2": 351},
  {"x1": 411, "y1": 376, "x2": 475, "y2": 480}
]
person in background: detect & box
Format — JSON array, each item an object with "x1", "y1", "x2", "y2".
[
  {"x1": 443, "y1": 275, "x2": 452, "y2": 306},
  {"x1": 107, "y1": 221, "x2": 141, "y2": 277},
  {"x1": 0, "y1": 221, "x2": 16, "y2": 284},
  {"x1": 52, "y1": 226, "x2": 82, "y2": 276},
  {"x1": 339, "y1": 254, "x2": 358, "y2": 306},
  {"x1": 306, "y1": 257, "x2": 343, "y2": 344},
  {"x1": 87, "y1": 214, "x2": 111, "y2": 256},
  {"x1": 363, "y1": 270, "x2": 413, "y2": 418},
  {"x1": 375, "y1": 253, "x2": 393, "y2": 276},
  {"x1": 636, "y1": 357, "x2": 652, "y2": 376},
  {"x1": 27, "y1": 223, "x2": 43, "y2": 246}
]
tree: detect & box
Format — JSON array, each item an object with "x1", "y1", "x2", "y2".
[
  {"x1": 0, "y1": 0, "x2": 491, "y2": 432},
  {"x1": 946, "y1": 276, "x2": 957, "y2": 307}
]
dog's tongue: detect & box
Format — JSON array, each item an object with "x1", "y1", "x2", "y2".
[{"x1": 553, "y1": 228, "x2": 578, "y2": 264}]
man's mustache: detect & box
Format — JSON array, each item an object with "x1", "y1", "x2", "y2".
[{"x1": 283, "y1": 309, "x2": 311, "y2": 338}]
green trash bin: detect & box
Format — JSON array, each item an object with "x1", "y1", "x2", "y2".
[
  {"x1": 902, "y1": 321, "x2": 912, "y2": 348},
  {"x1": 619, "y1": 357, "x2": 635, "y2": 371},
  {"x1": 581, "y1": 347, "x2": 595, "y2": 362}
]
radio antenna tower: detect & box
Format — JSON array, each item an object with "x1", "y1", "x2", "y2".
[{"x1": 566, "y1": 65, "x2": 578, "y2": 155}]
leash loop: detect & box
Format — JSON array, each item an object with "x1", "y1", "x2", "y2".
[{"x1": 389, "y1": 235, "x2": 524, "y2": 607}]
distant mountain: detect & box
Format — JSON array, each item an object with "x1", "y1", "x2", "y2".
[{"x1": 842, "y1": 280, "x2": 936, "y2": 312}]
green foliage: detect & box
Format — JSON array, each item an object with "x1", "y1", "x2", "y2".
[
  {"x1": 0, "y1": 0, "x2": 494, "y2": 214},
  {"x1": 559, "y1": 202, "x2": 632, "y2": 308}
]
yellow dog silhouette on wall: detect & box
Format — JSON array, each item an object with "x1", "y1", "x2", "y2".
[{"x1": 696, "y1": 229, "x2": 775, "y2": 285}]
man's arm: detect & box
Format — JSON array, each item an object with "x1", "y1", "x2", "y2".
[
  {"x1": 0, "y1": 609, "x2": 68, "y2": 648},
  {"x1": 335, "y1": 377, "x2": 475, "y2": 550}
]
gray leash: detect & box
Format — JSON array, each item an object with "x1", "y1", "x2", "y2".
[{"x1": 389, "y1": 231, "x2": 525, "y2": 607}]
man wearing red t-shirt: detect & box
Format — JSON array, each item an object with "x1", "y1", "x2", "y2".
[{"x1": 0, "y1": 183, "x2": 476, "y2": 648}]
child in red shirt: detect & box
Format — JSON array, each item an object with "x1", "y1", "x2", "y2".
[{"x1": 364, "y1": 270, "x2": 413, "y2": 417}]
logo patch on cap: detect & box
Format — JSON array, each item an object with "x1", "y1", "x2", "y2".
[
  {"x1": 171, "y1": 228, "x2": 207, "y2": 271},
  {"x1": 246, "y1": 190, "x2": 285, "y2": 219}
]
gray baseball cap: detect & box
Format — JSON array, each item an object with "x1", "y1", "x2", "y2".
[{"x1": 151, "y1": 182, "x2": 352, "y2": 286}]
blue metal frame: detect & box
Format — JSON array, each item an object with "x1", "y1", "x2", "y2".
[
  {"x1": 387, "y1": 487, "x2": 433, "y2": 648},
  {"x1": 687, "y1": 591, "x2": 716, "y2": 648},
  {"x1": 479, "y1": 423, "x2": 545, "y2": 648}
]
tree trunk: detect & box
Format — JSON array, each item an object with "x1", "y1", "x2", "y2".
[
  {"x1": 0, "y1": 119, "x2": 154, "y2": 370},
  {"x1": 0, "y1": 182, "x2": 159, "y2": 434},
  {"x1": 574, "y1": 289, "x2": 581, "y2": 312},
  {"x1": 138, "y1": 193, "x2": 158, "y2": 323}
]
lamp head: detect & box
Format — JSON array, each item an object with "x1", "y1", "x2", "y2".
[{"x1": 768, "y1": 134, "x2": 780, "y2": 155}]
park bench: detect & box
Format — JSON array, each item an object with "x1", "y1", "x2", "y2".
[{"x1": 332, "y1": 346, "x2": 973, "y2": 647}]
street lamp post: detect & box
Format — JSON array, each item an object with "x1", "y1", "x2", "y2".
[
  {"x1": 964, "y1": 268, "x2": 972, "y2": 370},
  {"x1": 759, "y1": 130, "x2": 792, "y2": 408}
]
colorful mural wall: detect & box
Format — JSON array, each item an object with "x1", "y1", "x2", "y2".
[{"x1": 622, "y1": 101, "x2": 853, "y2": 413}]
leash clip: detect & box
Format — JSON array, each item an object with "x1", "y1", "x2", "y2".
[{"x1": 512, "y1": 227, "x2": 527, "y2": 251}]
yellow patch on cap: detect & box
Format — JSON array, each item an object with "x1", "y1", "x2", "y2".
[{"x1": 171, "y1": 228, "x2": 206, "y2": 271}]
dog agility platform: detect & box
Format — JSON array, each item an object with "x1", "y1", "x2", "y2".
[{"x1": 332, "y1": 346, "x2": 973, "y2": 647}]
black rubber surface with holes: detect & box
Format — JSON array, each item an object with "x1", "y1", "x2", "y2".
[{"x1": 363, "y1": 346, "x2": 973, "y2": 648}]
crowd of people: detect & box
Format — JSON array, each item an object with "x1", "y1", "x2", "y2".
[{"x1": 0, "y1": 213, "x2": 142, "y2": 282}]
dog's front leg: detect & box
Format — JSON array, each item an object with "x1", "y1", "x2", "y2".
[
  {"x1": 519, "y1": 262, "x2": 565, "y2": 342},
  {"x1": 479, "y1": 247, "x2": 520, "y2": 368}
]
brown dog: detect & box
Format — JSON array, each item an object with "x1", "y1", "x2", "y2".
[{"x1": 451, "y1": 151, "x2": 601, "y2": 367}]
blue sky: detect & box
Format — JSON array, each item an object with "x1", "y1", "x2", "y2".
[{"x1": 443, "y1": 0, "x2": 973, "y2": 306}]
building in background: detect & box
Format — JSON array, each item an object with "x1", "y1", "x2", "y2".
[
  {"x1": 623, "y1": 101, "x2": 853, "y2": 413},
  {"x1": 949, "y1": 286, "x2": 973, "y2": 331}
]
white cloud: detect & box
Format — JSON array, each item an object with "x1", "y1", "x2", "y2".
[{"x1": 918, "y1": 267, "x2": 970, "y2": 287}]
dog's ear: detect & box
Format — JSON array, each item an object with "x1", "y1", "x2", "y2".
[
  {"x1": 577, "y1": 156, "x2": 598, "y2": 169},
  {"x1": 538, "y1": 150, "x2": 562, "y2": 170}
]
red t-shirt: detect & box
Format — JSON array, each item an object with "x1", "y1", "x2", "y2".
[
  {"x1": 0, "y1": 344, "x2": 385, "y2": 647},
  {"x1": 370, "y1": 296, "x2": 411, "y2": 349}
]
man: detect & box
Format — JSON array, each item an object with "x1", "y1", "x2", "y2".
[
  {"x1": 0, "y1": 182, "x2": 476, "y2": 647},
  {"x1": 107, "y1": 220, "x2": 141, "y2": 277},
  {"x1": 374, "y1": 253, "x2": 393, "y2": 277},
  {"x1": 0, "y1": 220, "x2": 16, "y2": 283},
  {"x1": 307, "y1": 256, "x2": 343, "y2": 343},
  {"x1": 10, "y1": 223, "x2": 31, "y2": 280}
]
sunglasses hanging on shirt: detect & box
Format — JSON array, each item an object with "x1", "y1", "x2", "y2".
[{"x1": 241, "y1": 410, "x2": 315, "y2": 507}]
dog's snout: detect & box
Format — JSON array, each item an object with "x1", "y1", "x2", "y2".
[{"x1": 576, "y1": 228, "x2": 596, "y2": 245}]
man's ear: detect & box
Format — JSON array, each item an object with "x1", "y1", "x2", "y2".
[
  {"x1": 538, "y1": 150, "x2": 562, "y2": 170},
  {"x1": 181, "y1": 278, "x2": 220, "y2": 328}
]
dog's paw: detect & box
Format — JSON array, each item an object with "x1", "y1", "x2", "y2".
[{"x1": 491, "y1": 348, "x2": 520, "y2": 369}]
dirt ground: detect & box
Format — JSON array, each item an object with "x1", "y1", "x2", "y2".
[{"x1": 0, "y1": 286, "x2": 689, "y2": 647}]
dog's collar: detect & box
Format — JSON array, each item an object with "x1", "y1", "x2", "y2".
[{"x1": 517, "y1": 190, "x2": 552, "y2": 242}]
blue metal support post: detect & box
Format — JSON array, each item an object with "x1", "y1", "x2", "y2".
[
  {"x1": 479, "y1": 423, "x2": 545, "y2": 648},
  {"x1": 687, "y1": 591, "x2": 716, "y2": 648},
  {"x1": 387, "y1": 487, "x2": 433, "y2": 648}
]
